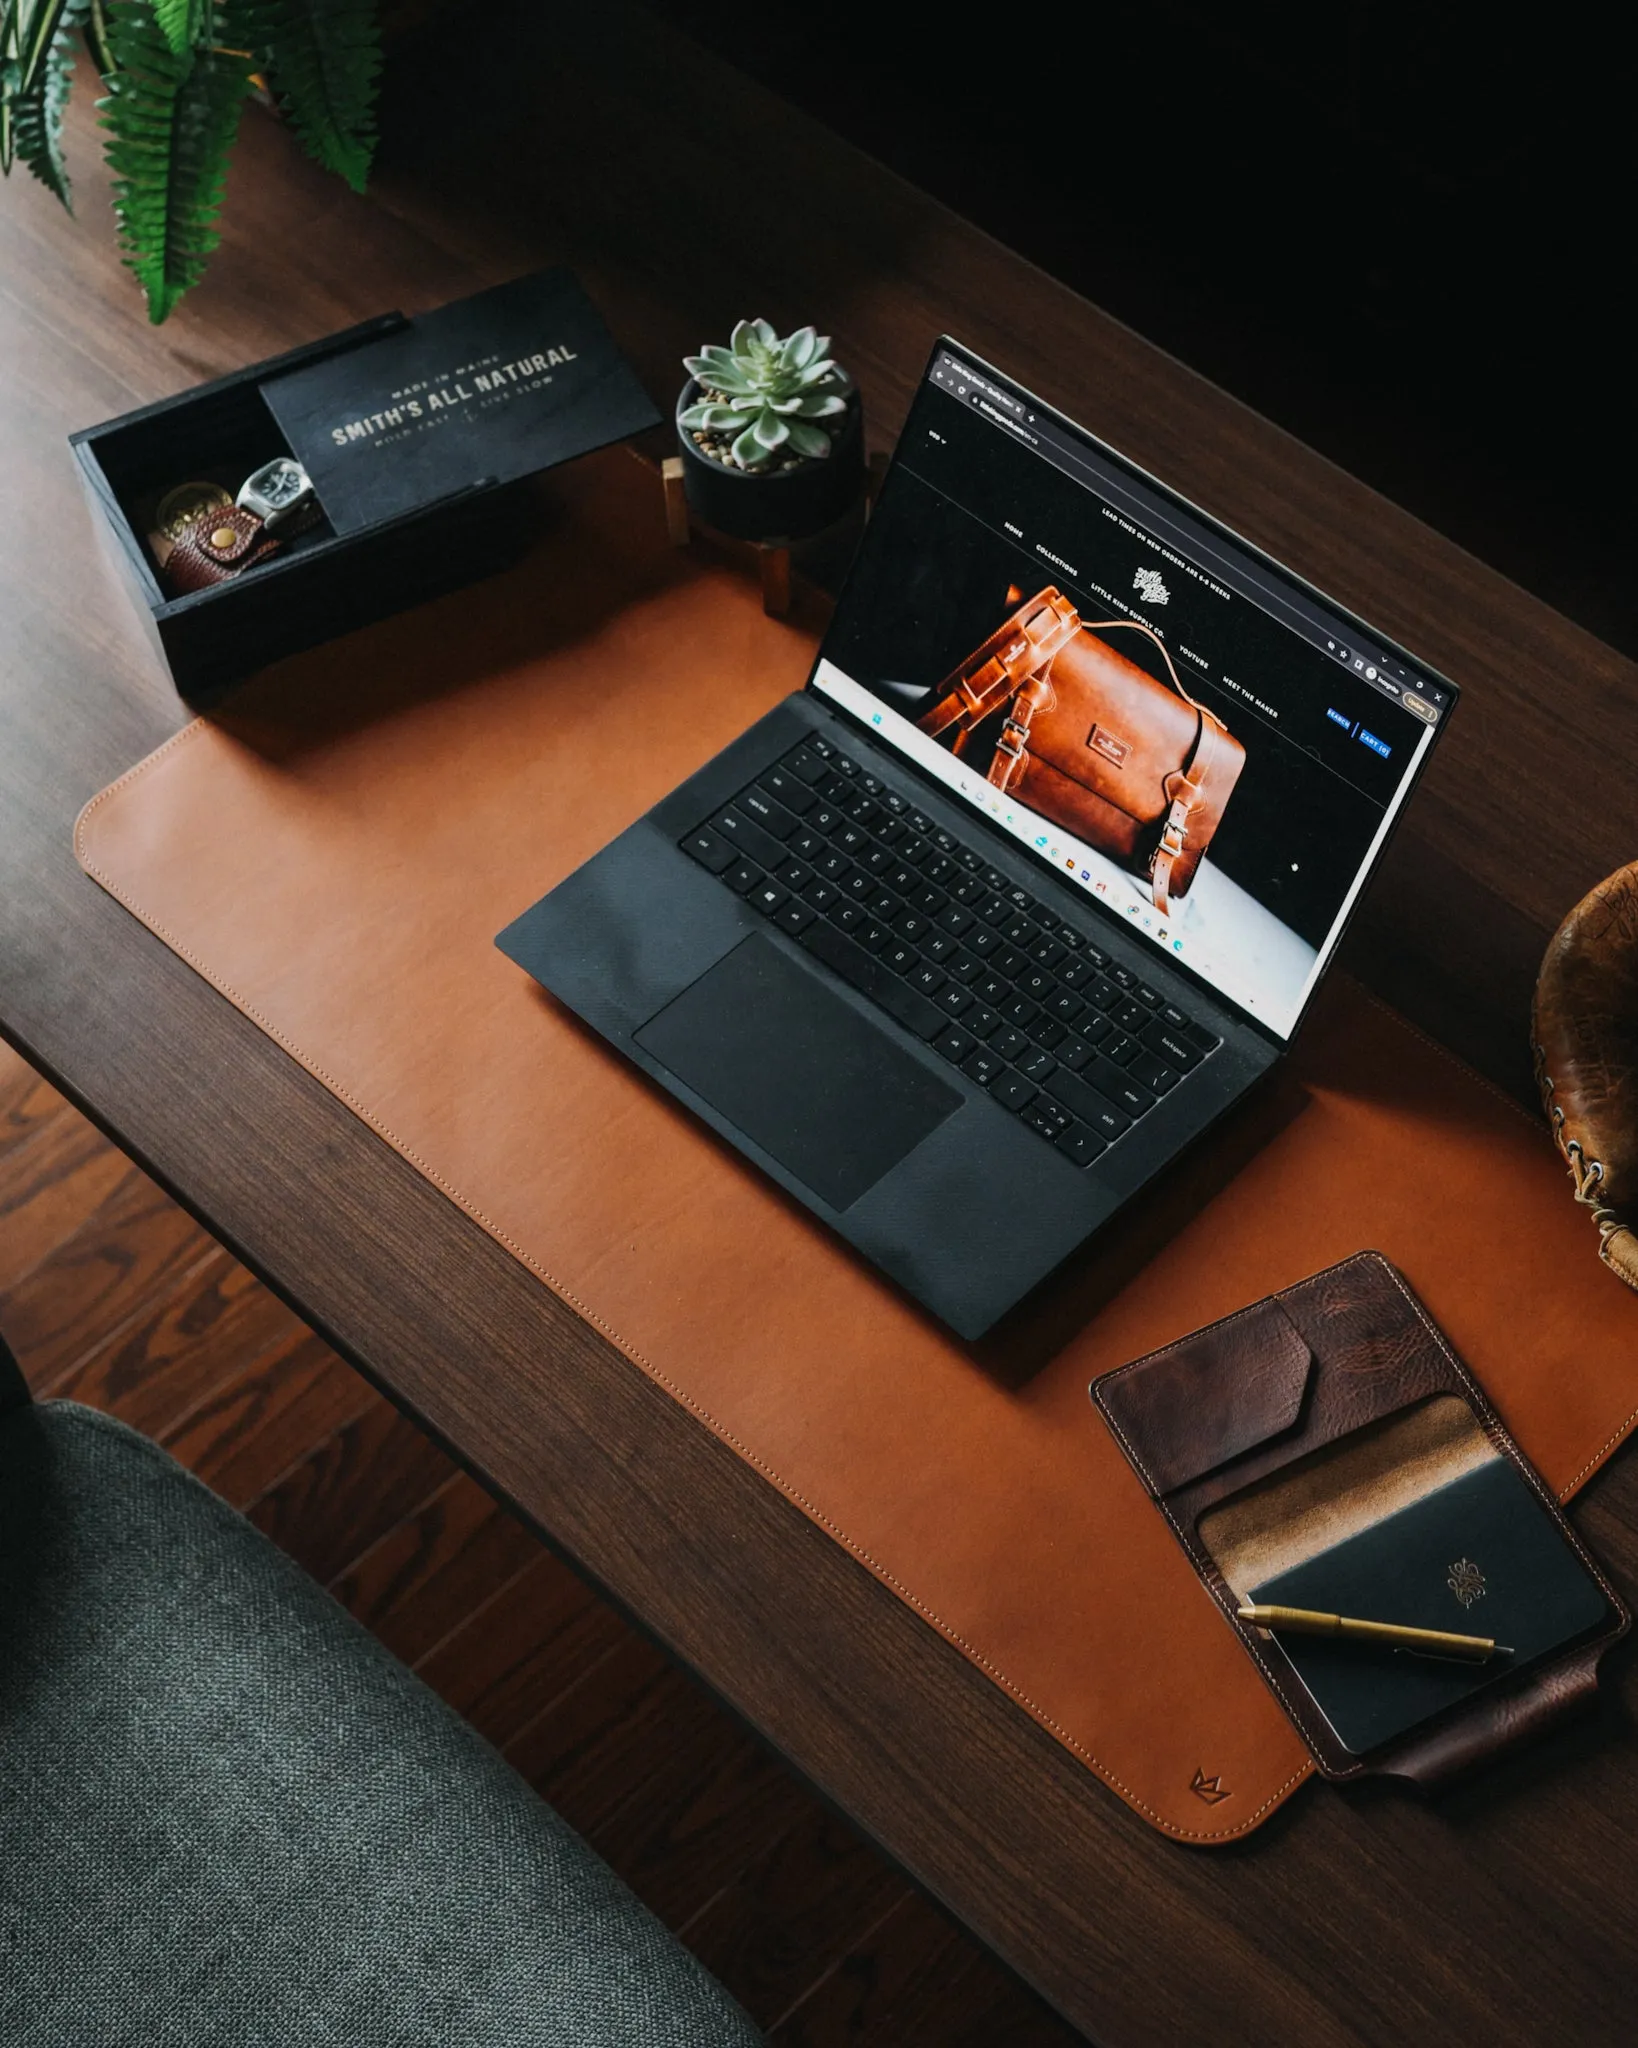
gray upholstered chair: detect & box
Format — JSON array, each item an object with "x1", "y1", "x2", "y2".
[{"x1": 0, "y1": 1330, "x2": 760, "y2": 2046}]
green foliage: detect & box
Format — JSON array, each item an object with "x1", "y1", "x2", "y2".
[
  {"x1": 0, "y1": 0, "x2": 382, "y2": 321},
  {"x1": 255, "y1": 0, "x2": 379, "y2": 193},
  {"x1": 681, "y1": 318, "x2": 851, "y2": 471},
  {"x1": 99, "y1": 1, "x2": 253, "y2": 322}
]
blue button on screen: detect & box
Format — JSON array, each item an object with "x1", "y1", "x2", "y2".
[{"x1": 1358, "y1": 729, "x2": 1391, "y2": 758}]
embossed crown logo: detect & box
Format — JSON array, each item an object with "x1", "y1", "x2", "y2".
[
  {"x1": 1447, "y1": 1558, "x2": 1486, "y2": 1608},
  {"x1": 1190, "y1": 1767, "x2": 1230, "y2": 1805}
]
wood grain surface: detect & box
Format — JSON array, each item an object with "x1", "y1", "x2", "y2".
[
  {"x1": 3, "y1": 5, "x2": 1637, "y2": 2040},
  {"x1": 0, "y1": 1040, "x2": 1077, "y2": 2043}
]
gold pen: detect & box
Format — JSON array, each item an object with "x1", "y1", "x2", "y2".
[{"x1": 1236, "y1": 1603, "x2": 1513, "y2": 1663}]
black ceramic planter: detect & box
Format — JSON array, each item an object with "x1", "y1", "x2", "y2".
[{"x1": 675, "y1": 379, "x2": 864, "y2": 542}]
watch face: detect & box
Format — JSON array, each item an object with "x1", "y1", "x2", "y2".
[{"x1": 252, "y1": 459, "x2": 307, "y2": 508}]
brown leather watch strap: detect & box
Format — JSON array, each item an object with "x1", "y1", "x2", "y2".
[{"x1": 165, "y1": 504, "x2": 281, "y2": 595}]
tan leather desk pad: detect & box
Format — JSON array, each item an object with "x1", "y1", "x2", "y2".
[{"x1": 78, "y1": 450, "x2": 1638, "y2": 1843}]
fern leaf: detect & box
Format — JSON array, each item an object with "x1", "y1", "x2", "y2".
[
  {"x1": 151, "y1": 0, "x2": 210, "y2": 57},
  {"x1": 99, "y1": 2, "x2": 253, "y2": 322},
  {"x1": 9, "y1": 2, "x2": 78, "y2": 204},
  {"x1": 253, "y1": 0, "x2": 380, "y2": 194},
  {"x1": 18, "y1": 0, "x2": 72, "y2": 91}
]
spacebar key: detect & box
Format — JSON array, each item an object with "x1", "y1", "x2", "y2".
[{"x1": 798, "y1": 918, "x2": 946, "y2": 1040}]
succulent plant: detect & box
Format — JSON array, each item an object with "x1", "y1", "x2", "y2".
[{"x1": 681, "y1": 318, "x2": 851, "y2": 471}]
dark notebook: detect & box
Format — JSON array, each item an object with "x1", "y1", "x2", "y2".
[{"x1": 1249, "y1": 1455, "x2": 1611, "y2": 1756}]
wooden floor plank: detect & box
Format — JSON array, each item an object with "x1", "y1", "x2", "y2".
[
  {"x1": 416, "y1": 1548, "x2": 622, "y2": 1746},
  {"x1": 328, "y1": 1469, "x2": 543, "y2": 1666},
  {"x1": 40, "y1": 1246, "x2": 304, "y2": 1435},
  {"x1": 0, "y1": 1159, "x2": 216, "y2": 1390},
  {"x1": 535, "y1": 1660, "x2": 815, "y2": 1931},
  {"x1": 769, "y1": 1893, "x2": 973, "y2": 2046},
  {"x1": 162, "y1": 1331, "x2": 378, "y2": 1509},
  {"x1": 0, "y1": 1047, "x2": 64, "y2": 1168},
  {"x1": 0, "y1": 1093, "x2": 132, "y2": 1295},
  {"x1": 680, "y1": 1809, "x2": 914, "y2": 2031},
  {"x1": 242, "y1": 1395, "x2": 455, "y2": 1580}
]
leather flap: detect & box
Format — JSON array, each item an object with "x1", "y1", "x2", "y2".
[{"x1": 1095, "y1": 1299, "x2": 1314, "y2": 1497}]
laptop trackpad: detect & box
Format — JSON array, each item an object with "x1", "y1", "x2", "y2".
[{"x1": 634, "y1": 933, "x2": 961, "y2": 1211}]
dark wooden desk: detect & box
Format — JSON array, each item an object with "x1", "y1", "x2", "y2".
[{"x1": 4, "y1": 9, "x2": 1637, "y2": 2041}]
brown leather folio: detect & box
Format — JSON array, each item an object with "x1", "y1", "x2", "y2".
[
  {"x1": 1095, "y1": 1254, "x2": 1630, "y2": 1783},
  {"x1": 916, "y1": 585, "x2": 1245, "y2": 913},
  {"x1": 76, "y1": 449, "x2": 1638, "y2": 1845}
]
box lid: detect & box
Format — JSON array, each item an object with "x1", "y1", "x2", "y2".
[{"x1": 261, "y1": 268, "x2": 660, "y2": 537}]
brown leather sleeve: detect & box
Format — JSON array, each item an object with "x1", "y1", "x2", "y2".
[
  {"x1": 1094, "y1": 1253, "x2": 1630, "y2": 1783},
  {"x1": 1533, "y1": 862, "x2": 1638, "y2": 1290},
  {"x1": 165, "y1": 505, "x2": 281, "y2": 595}
]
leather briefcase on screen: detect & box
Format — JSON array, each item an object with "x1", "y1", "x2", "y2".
[{"x1": 917, "y1": 586, "x2": 1245, "y2": 915}]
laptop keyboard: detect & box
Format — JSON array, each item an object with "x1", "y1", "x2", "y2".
[{"x1": 678, "y1": 732, "x2": 1220, "y2": 1171}]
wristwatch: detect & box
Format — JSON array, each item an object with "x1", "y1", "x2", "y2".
[
  {"x1": 165, "y1": 505, "x2": 283, "y2": 595},
  {"x1": 236, "y1": 457, "x2": 319, "y2": 535}
]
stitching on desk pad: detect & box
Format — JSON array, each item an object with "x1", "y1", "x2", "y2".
[{"x1": 78, "y1": 725, "x2": 1634, "y2": 1839}]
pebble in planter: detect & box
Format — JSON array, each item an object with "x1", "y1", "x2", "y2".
[{"x1": 675, "y1": 319, "x2": 864, "y2": 549}]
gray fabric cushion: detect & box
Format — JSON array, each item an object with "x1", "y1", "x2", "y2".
[{"x1": 0, "y1": 1401, "x2": 760, "y2": 2047}]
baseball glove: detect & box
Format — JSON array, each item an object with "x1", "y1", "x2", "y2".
[{"x1": 1532, "y1": 863, "x2": 1638, "y2": 1291}]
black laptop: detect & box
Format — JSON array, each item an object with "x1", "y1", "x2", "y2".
[{"x1": 496, "y1": 341, "x2": 1456, "y2": 1337}]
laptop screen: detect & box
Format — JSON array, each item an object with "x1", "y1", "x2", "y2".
[{"x1": 808, "y1": 342, "x2": 1455, "y2": 1040}]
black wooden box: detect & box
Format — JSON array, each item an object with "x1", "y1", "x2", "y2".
[{"x1": 70, "y1": 271, "x2": 660, "y2": 707}]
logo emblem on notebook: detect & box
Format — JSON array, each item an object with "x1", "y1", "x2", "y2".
[
  {"x1": 1133, "y1": 566, "x2": 1170, "y2": 605},
  {"x1": 1447, "y1": 1558, "x2": 1487, "y2": 1608},
  {"x1": 1190, "y1": 1767, "x2": 1230, "y2": 1804}
]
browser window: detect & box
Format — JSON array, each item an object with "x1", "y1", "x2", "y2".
[{"x1": 809, "y1": 344, "x2": 1454, "y2": 1039}]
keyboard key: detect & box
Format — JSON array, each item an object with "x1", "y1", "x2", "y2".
[
  {"x1": 1102, "y1": 1033, "x2": 1137, "y2": 1066},
  {"x1": 817, "y1": 849, "x2": 851, "y2": 883},
  {"x1": 857, "y1": 920, "x2": 890, "y2": 953},
  {"x1": 1159, "y1": 1002, "x2": 1191, "y2": 1032},
  {"x1": 1023, "y1": 1097, "x2": 1071, "y2": 1140},
  {"x1": 991, "y1": 1072, "x2": 1037, "y2": 1112},
  {"x1": 1128, "y1": 1053, "x2": 1180, "y2": 1094},
  {"x1": 809, "y1": 803, "x2": 843, "y2": 836},
  {"x1": 751, "y1": 880, "x2": 788, "y2": 917},
  {"x1": 899, "y1": 834, "x2": 929, "y2": 863},
  {"x1": 883, "y1": 939, "x2": 919, "y2": 975},
  {"x1": 922, "y1": 854, "x2": 957, "y2": 886},
  {"x1": 1002, "y1": 994, "x2": 1039, "y2": 1028},
  {"x1": 993, "y1": 946, "x2": 1028, "y2": 978},
  {"x1": 782, "y1": 745, "x2": 830, "y2": 785},
  {"x1": 797, "y1": 918, "x2": 945, "y2": 1040},
  {"x1": 789, "y1": 827, "x2": 825, "y2": 862},
  {"x1": 1077, "y1": 1011, "x2": 1113, "y2": 1045},
  {"x1": 1184, "y1": 1021, "x2": 1222, "y2": 1054},
  {"x1": 911, "y1": 964, "x2": 947, "y2": 999},
  {"x1": 1055, "y1": 1122, "x2": 1108, "y2": 1168},
  {"x1": 777, "y1": 858, "x2": 813, "y2": 890},
  {"x1": 802, "y1": 879, "x2": 839, "y2": 913},
  {"x1": 877, "y1": 816, "x2": 907, "y2": 845},
  {"x1": 845, "y1": 794, "x2": 881, "y2": 827},
  {"x1": 1028, "y1": 937, "x2": 1065, "y2": 969},
  {"x1": 862, "y1": 845, "x2": 895, "y2": 875},
  {"x1": 760, "y1": 767, "x2": 815, "y2": 814},
  {"x1": 775, "y1": 899, "x2": 815, "y2": 936},
  {"x1": 1112, "y1": 998, "x2": 1150, "y2": 1034},
  {"x1": 947, "y1": 950, "x2": 985, "y2": 984},
  {"x1": 1049, "y1": 990, "x2": 1086, "y2": 1025},
  {"x1": 975, "y1": 972, "x2": 1010, "y2": 1007},
  {"x1": 1144, "y1": 1023, "x2": 1203, "y2": 1070},
  {"x1": 844, "y1": 869, "x2": 876, "y2": 899},
  {"x1": 937, "y1": 902, "x2": 975, "y2": 936},
  {"x1": 724, "y1": 858, "x2": 761, "y2": 895},
  {"x1": 1044, "y1": 1068, "x2": 1131, "y2": 1141},
  {"x1": 886, "y1": 864, "x2": 920, "y2": 895},
  {"x1": 833, "y1": 823, "x2": 868, "y2": 855},
  {"x1": 1020, "y1": 967, "x2": 1055, "y2": 1001},
  {"x1": 1002, "y1": 914, "x2": 1038, "y2": 947},
  {"x1": 1087, "y1": 976, "x2": 1122, "y2": 1012},
  {"x1": 1087, "y1": 1056, "x2": 1154, "y2": 1117},
  {"x1": 1057, "y1": 1036, "x2": 1095, "y2": 1072},
  {"x1": 713, "y1": 806, "x2": 786, "y2": 870},
  {"x1": 966, "y1": 1004, "x2": 1000, "y2": 1039},
  {"x1": 680, "y1": 825, "x2": 737, "y2": 873},
  {"x1": 914, "y1": 884, "x2": 948, "y2": 916},
  {"x1": 963, "y1": 1046, "x2": 1004, "y2": 1086},
  {"x1": 1134, "y1": 982, "x2": 1162, "y2": 1008},
  {"x1": 933, "y1": 1022, "x2": 976, "y2": 1065},
  {"x1": 990, "y1": 1025, "x2": 1031, "y2": 1063},
  {"x1": 967, "y1": 926, "x2": 1002, "y2": 957},
  {"x1": 937, "y1": 984, "x2": 974, "y2": 1017},
  {"x1": 895, "y1": 910, "x2": 931, "y2": 943},
  {"x1": 922, "y1": 931, "x2": 960, "y2": 963},
  {"x1": 830, "y1": 899, "x2": 864, "y2": 929},
  {"x1": 868, "y1": 889, "x2": 900, "y2": 920},
  {"x1": 1057, "y1": 957, "x2": 1094, "y2": 988},
  {"x1": 1026, "y1": 1014, "x2": 1067, "y2": 1050},
  {"x1": 741, "y1": 786, "x2": 800, "y2": 838},
  {"x1": 978, "y1": 893, "x2": 1013, "y2": 925},
  {"x1": 1108, "y1": 963, "x2": 1137, "y2": 992},
  {"x1": 952, "y1": 874, "x2": 988, "y2": 905},
  {"x1": 1017, "y1": 1045, "x2": 1057, "y2": 1082}
]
